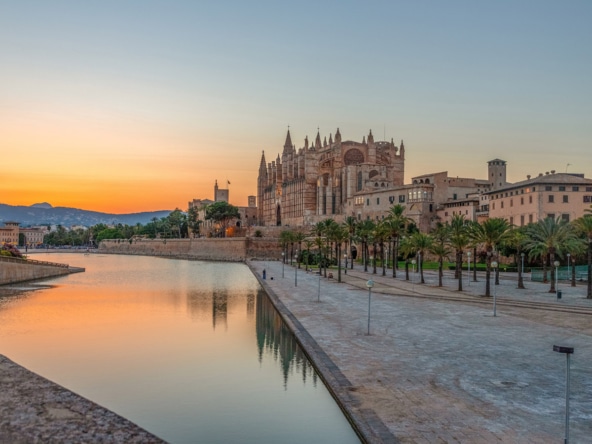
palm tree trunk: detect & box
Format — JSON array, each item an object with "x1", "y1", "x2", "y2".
[
  {"x1": 457, "y1": 251, "x2": 463, "y2": 291},
  {"x1": 438, "y1": 258, "x2": 443, "y2": 287},
  {"x1": 473, "y1": 247, "x2": 478, "y2": 282},
  {"x1": 485, "y1": 254, "x2": 491, "y2": 297},
  {"x1": 392, "y1": 238, "x2": 397, "y2": 278},
  {"x1": 419, "y1": 252, "x2": 425, "y2": 284},
  {"x1": 517, "y1": 253, "x2": 525, "y2": 289},
  {"x1": 381, "y1": 242, "x2": 386, "y2": 276},
  {"x1": 549, "y1": 253, "x2": 556, "y2": 293},
  {"x1": 337, "y1": 244, "x2": 342, "y2": 283},
  {"x1": 405, "y1": 259, "x2": 410, "y2": 280}
]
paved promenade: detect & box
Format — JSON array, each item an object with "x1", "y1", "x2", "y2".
[{"x1": 250, "y1": 260, "x2": 592, "y2": 443}]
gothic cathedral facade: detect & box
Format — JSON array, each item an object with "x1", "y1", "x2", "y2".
[{"x1": 257, "y1": 128, "x2": 405, "y2": 227}]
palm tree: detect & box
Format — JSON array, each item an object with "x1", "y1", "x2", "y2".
[
  {"x1": 430, "y1": 224, "x2": 451, "y2": 287},
  {"x1": 503, "y1": 226, "x2": 529, "y2": 289},
  {"x1": 311, "y1": 221, "x2": 326, "y2": 274},
  {"x1": 357, "y1": 220, "x2": 376, "y2": 272},
  {"x1": 408, "y1": 232, "x2": 433, "y2": 284},
  {"x1": 279, "y1": 230, "x2": 293, "y2": 264},
  {"x1": 375, "y1": 221, "x2": 390, "y2": 276},
  {"x1": 469, "y1": 218, "x2": 512, "y2": 297},
  {"x1": 385, "y1": 205, "x2": 411, "y2": 277},
  {"x1": 399, "y1": 235, "x2": 414, "y2": 281},
  {"x1": 525, "y1": 217, "x2": 577, "y2": 293},
  {"x1": 292, "y1": 230, "x2": 306, "y2": 268},
  {"x1": 573, "y1": 215, "x2": 592, "y2": 298},
  {"x1": 447, "y1": 215, "x2": 471, "y2": 291},
  {"x1": 343, "y1": 216, "x2": 357, "y2": 270}
]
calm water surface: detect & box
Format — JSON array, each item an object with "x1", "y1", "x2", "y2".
[{"x1": 0, "y1": 253, "x2": 360, "y2": 444}]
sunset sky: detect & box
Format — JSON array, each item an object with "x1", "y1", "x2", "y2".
[{"x1": 1, "y1": 1, "x2": 591, "y2": 214}]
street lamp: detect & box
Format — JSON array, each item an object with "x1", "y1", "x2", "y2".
[
  {"x1": 281, "y1": 252, "x2": 285, "y2": 278},
  {"x1": 344, "y1": 253, "x2": 348, "y2": 274},
  {"x1": 467, "y1": 251, "x2": 471, "y2": 286},
  {"x1": 366, "y1": 279, "x2": 374, "y2": 335},
  {"x1": 553, "y1": 345, "x2": 574, "y2": 444},
  {"x1": 491, "y1": 261, "x2": 498, "y2": 316},
  {"x1": 411, "y1": 259, "x2": 417, "y2": 290},
  {"x1": 554, "y1": 260, "x2": 560, "y2": 299},
  {"x1": 521, "y1": 252, "x2": 525, "y2": 275},
  {"x1": 567, "y1": 253, "x2": 571, "y2": 279}
]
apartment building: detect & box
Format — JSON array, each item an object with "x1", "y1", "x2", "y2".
[{"x1": 485, "y1": 171, "x2": 592, "y2": 225}]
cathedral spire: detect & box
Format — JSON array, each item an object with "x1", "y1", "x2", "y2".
[
  {"x1": 315, "y1": 129, "x2": 322, "y2": 149},
  {"x1": 283, "y1": 129, "x2": 293, "y2": 155},
  {"x1": 259, "y1": 150, "x2": 267, "y2": 174}
]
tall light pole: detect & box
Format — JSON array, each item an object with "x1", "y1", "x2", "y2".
[
  {"x1": 553, "y1": 345, "x2": 574, "y2": 444},
  {"x1": 491, "y1": 261, "x2": 498, "y2": 316},
  {"x1": 467, "y1": 251, "x2": 471, "y2": 286},
  {"x1": 366, "y1": 280, "x2": 374, "y2": 335},
  {"x1": 281, "y1": 252, "x2": 285, "y2": 278}
]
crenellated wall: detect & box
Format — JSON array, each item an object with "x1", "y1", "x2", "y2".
[{"x1": 99, "y1": 237, "x2": 282, "y2": 261}]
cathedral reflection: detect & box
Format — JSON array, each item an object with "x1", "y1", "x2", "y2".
[{"x1": 256, "y1": 289, "x2": 318, "y2": 388}]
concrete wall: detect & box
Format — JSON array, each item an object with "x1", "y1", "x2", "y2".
[
  {"x1": 99, "y1": 237, "x2": 283, "y2": 261},
  {"x1": 0, "y1": 258, "x2": 73, "y2": 285}
]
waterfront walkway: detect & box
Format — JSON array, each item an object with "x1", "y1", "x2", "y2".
[{"x1": 250, "y1": 261, "x2": 592, "y2": 443}]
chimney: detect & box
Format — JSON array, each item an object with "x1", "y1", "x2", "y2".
[
  {"x1": 527, "y1": 175, "x2": 531, "y2": 180},
  {"x1": 551, "y1": 170, "x2": 556, "y2": 174}
]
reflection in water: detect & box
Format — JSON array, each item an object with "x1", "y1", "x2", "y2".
[
  {"x1": 0, "y1": 254, "x2": 359, "y2": 444},
  {"x1": 212, "y1": 289, "x2": 228, "y2": 329},
  {"x1": 256, "y1": 289, "x2": 318, "y2": 389}
]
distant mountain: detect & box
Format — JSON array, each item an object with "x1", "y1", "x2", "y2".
[{"x1": 0, "y1": 203, "x2": 172, "y2": 227}]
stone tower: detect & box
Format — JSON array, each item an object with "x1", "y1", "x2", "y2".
[{"x1": 488, "y1": 159, "x2": 507, "y2": 191}]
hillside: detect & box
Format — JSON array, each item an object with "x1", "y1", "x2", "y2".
[{"x1": 0, "y1": 203, "x2": 172, "y2": 227}]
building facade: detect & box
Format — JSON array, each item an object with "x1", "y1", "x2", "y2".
[
  {"x1": 485, "y1": 171, "x2": 592, "y2": 225},
  {"x1": 257, "y1": 128, "x2": 405, "y2": 227}
]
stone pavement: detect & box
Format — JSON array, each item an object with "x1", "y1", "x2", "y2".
[
  {"x1": 250, "y1": 260, "x2": 592, "y2": 443},
  {"x1": 0, "y1": 355, "x2": 164, "y2": 444}
]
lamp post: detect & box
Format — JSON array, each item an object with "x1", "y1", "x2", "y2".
[
  {"x1": 521, "y1": 252, "x2": 525, "y2": 275},
  {"x1": 366, "y1": 280, "x2": 374, "y2": 335},
  {"x1": 467, "y1": 251, "x2": 471, "y2": 286},
  {"x1": 554, "y1": 260, "x2": 560, "y2": 299},
  {"x1": 567, "y1": 253, "x2": 571, "y2": 279},
  {"x1": 281, "y1": 252, "x2": 285, "y2": 278},
  {"x1": 295, "y1": 252, "x2": 299, "y2": 287},
  {"x1": 553, "y1": 345, "x2": 574, "y2": 444},
  {"x1": 411, "y1": 259, "x2": 416, "y2": 290},
  {"x1": 344, "y1": 253, "x2": 348, "y2": 275},
  {"x1": 491, "y1": 261, "x2": 498, "y2": 316}
]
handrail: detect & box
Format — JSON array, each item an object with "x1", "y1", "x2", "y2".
[{"x1": 0, "y1": 255, "x2": 70, "y2": 268}]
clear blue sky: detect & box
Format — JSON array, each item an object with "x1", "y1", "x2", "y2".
[{"x1": 1, "y1": 0, "x2": 590, "y2": 211}]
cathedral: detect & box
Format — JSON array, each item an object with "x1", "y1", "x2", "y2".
[{"x1": 257, "y1": 128, "x2": 405, "y2": 227}]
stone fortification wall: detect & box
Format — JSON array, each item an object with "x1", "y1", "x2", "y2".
[
  {"x1": 0, "y1": 257, "x2": 74, "y2": 285},
  {"x1": 99, "y1": 237, "x2": 282, "y2": 261}
]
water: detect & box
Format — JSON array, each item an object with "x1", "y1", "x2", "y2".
[{"x1": 0, "y1": 253, "x2": 360, "y2": 444}]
